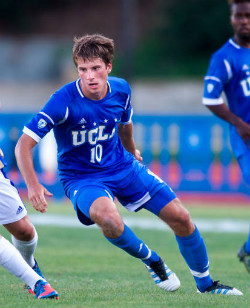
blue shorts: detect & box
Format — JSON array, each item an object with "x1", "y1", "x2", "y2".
[
  {"x1": 230, "y1": 125, "x2": 250, "y2": 158},
  {"x1": 238, "y1": 150, "x2": 250, "y2": 186},
  {"x1": 229, "y1": 126, "x2": 250, "y2": 186},
  {"x1": 64, "y1": 160, "x2": 176, "y2": 225}
]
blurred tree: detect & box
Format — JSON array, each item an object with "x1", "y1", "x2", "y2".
[
  {"x1": 0, "y1": 0, "x2": 50, "y2": 33},
  {"x1": 134, "y1": 0, "x2": 232, "y2": 77},
  {"x1": 0, "y1": 0, "x2": 233, "y2": 78}
]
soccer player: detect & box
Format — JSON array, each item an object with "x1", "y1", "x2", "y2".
[
  {"x1": 15, "y1": 34, "x2": 241, "y2": 295},
  {"x1": 202, "y1": 0, "x2": 250, "y2": 274},
  {"x1": 0, "y1": 148, "x2": 59, "y2": 299}
]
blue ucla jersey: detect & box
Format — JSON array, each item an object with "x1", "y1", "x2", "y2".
[
  {"x1": 23, "y1": 76, "x2": 134, "y2": 180},
  {"x1": 202, "y1": 38, "x2": 250, "y2": 157},
  {"x1": 203, "y1": 39, "x2": 250, "y2": 119}
]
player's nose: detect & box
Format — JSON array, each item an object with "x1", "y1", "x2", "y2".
[{"x1": 86, "y1": 71, "x2": 94, "y2": 80}]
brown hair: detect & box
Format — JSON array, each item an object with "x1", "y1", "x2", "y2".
[{"x1": 72, "y1": 34, "x2": 114, "y2": 67}]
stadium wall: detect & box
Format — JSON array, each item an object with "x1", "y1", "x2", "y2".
[{"x1": 0, "y1": 113, "x2": 249, "y2": 201}]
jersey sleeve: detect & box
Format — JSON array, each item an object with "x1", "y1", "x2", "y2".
[
  {"x1": 23, "y1": 91, "x2": 68, "y2": 143},
  {"x1": 0, "y1": 148, "x2": 6, "y2": 168},
  {"x1": 202, "y1": 52, "x2": 231, "y2": 106},
  {"x1": 120, "y1": 82, "x2": 133, "y2": 124}
]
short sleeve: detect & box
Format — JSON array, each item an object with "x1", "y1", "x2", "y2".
[
  {"x1": 202, "y1": 53, "x2": 231, "y2": 105},
  {"x1": 24, "y1": 91, "x2": 68, "y2": 142},
  {"x1": 120, "y1": 83, "x2": 133, "y2": 124}
]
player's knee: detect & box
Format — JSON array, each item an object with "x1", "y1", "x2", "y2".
[
  {"x1": 5, "y1": 217, "x2": 35, "y2": 241},
  {"x1": 172, "y1": 207, "x2": 194, "y2": 236},
  {"x1": 20, "y1": 227, "x2": 35, "y2": 241},
  {"x1": 91, "y1": 206, "x2": 121, "y2": 230},
  {"x1": 102, "y1": 212, "x2": 122, "y2": 229},
  {"x1": 100, "y1": 212, "x2": 124, "y2": 237},
  {"x1": 177, "y1": 208, "x2": 192, "y2": 228},
  {"x1": 16, "y1": 221, "x2": 35, "y2": 241},
  {"x1": 169, "y1": 199, "x2": 192, "y2": 226}
]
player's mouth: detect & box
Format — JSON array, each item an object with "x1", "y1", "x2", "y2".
[{"x1": 88, "y1": 82, "x2": 99, "y2": 89}]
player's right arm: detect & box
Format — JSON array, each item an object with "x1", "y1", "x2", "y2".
[
  {"x1": 15, "y1": 89, "x2": 68, "y2": 211},
  {"x1": 206, "y1": 104, "x2": 250, "y2": 147},
  {"x1": 15, "y1": 134, "x2": 53, "y2": 213}
]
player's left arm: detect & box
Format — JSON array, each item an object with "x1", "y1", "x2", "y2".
[{"x1": 118, "y1": 122, "x2": 142, "y2": 161}]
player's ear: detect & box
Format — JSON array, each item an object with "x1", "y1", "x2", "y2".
[{"x1": 107, "y1": 62, "x2": 112, "y2": 74}]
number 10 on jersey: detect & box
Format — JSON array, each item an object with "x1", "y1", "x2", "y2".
[{"x1": 90, "y1": 144, "x2": 103, "y2": 163}]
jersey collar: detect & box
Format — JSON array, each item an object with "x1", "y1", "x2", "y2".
[
  {"x1": 229, "y1": 38, "x2": 242, "y2": 49},
  {"x1": 75, "y1": 79, "x2": 111, "y2": 99}
]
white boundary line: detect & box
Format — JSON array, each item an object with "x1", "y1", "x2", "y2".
[{"x1": 29, "y1": 214, "x2": 249, "y2": 233}]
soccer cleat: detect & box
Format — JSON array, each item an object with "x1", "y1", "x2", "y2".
[
  {"x1": 28, "y1": 259, "x2": 45, "y2": 295},
  {"x1": 34, "y1": 280, "x2": 59, "y2": 299},
  {"x1": 145, "y1": 258, "x2": 181, "y2": 291},
  {"x1": 237, "y1": 243, "x2": 250, "y2": 274},
  {"x1": 197, "y1": 280, "x2": 243, "y2": 295}
]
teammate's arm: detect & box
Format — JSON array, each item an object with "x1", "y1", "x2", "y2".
[
  {"x1": 206, "y1": 104, "x2": 250, "y2": 146},
  {"x1": 15, "y1": 134, "x2": 53, "y2": 213},
  {"x1": 118, "y1": 122, "x2": 142, "y2": 161}
]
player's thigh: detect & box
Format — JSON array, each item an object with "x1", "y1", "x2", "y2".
[
  {"x1": 142, "y1": 184, "x2": 189, "y2": 223},
  {"x1": 76, "y1": 187, "x2": 124, "y2": 236},
  {"x1": 74, "y1": 185, "x2": 114, "y2": 219},
  {"x1": 117, "y1": 163, "x2": 170, "y2": 212},
  {"x1": 141, "y1": 183, "x2": 177, "y2": 216},
  {"x1": 159, "y1": 198, "x2": 194, "y2": 236},
  {"x1": 142, "y1": 185, "x2": 194, "y2": 235},
  {"x1": 158, "y1": 198, "x2": 191, "y2": 226},
  {"x1": 89, "y1": 196, "x2": 123, "y2": 228}
]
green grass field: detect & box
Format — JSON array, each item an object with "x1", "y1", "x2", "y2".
[{"x1": 0, "y1": 200, "x2": 250, "y2": 308}]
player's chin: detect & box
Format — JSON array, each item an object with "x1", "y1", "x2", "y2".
[{"x1": 239, "y1": 31, "x2": 250, "y2": 40}]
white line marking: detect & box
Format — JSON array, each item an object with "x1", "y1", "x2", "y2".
[{"x1": 29, "y1": 214, "x2": 249, "y2": 233}]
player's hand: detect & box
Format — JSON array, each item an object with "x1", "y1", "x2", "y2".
[
  {"x1": 27, "y1": 183, "x2": 53, "y2": 213},
  {"x1": 236, "y1": 121, "x2": 250, "y2": 147},
  {"x1": 134, "y1": 149, "x2": 143, "y2": 162}
]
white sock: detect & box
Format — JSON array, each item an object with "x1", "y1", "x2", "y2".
[
  {"x1": 11, "y1": 228, "x2": 38, "y2": 267},
  {"x1": 0, "y1": 236, "x2": 44, "y2": 290}
]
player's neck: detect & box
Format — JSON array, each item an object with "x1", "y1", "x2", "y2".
[
  {"x1": 233, "y1": 36, "x2": 250, "y2": 48},
  {"x1": 80, "y1": 80, "x2": 109, "y2": 101}
]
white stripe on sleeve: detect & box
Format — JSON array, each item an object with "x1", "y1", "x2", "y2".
[
  {"x1": 23, "y1": 127, "x2": 41, "y2": 143},
  {"x1": 202, "y1": 97, "x2": 224, "y2": 106}
]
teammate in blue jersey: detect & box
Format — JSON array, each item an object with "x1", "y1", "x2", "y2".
[
  {"x1": 203, "y1": 0, "x2": 250, "y2": 274},
  {"x1": 0, "y1": 109, "x2": 58, "y2": 299},
  {"x1": 15, "y1": 34, "x2": 241, "y2": 295}
]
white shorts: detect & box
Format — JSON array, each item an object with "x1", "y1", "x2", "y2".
[{"x1": 0, "y1": 171, "x2": 27, "y2": 224}]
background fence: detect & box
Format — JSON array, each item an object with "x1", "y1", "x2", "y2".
[{"x1": 0, "y1": 113, "x2": 248, "y2": 199}]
